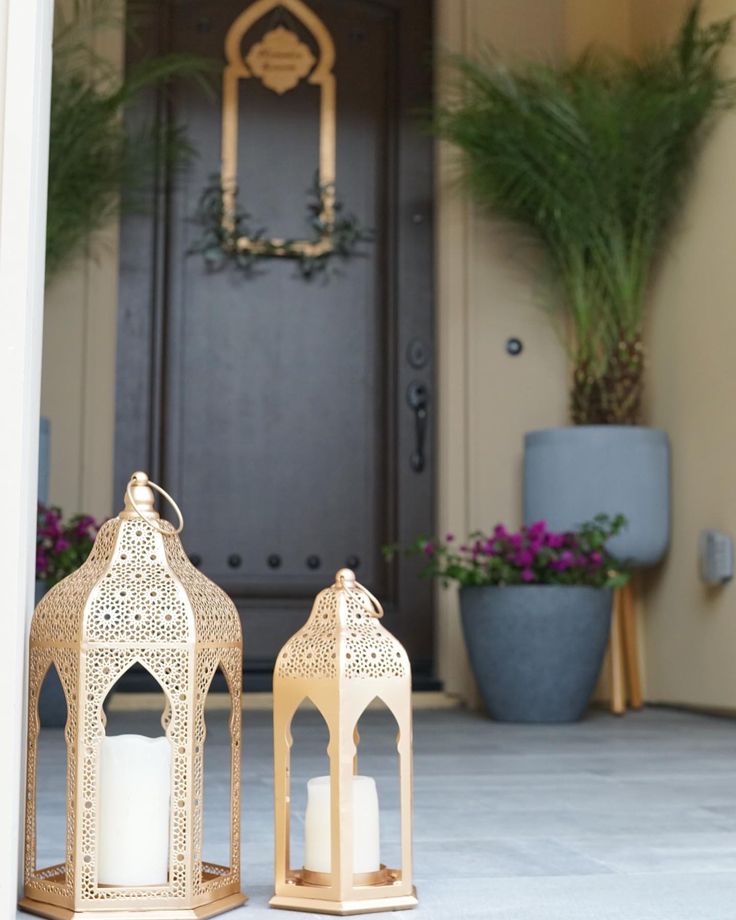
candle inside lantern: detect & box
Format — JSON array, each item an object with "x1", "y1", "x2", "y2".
[
  {"x1": 97, "y1": 734, "x2": 171, "y2": 886},
  {"x1": 304, "y1": 775, "x2": 380, "y2": 874}
]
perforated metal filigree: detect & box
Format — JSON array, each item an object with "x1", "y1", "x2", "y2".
[
  {"x1": 23, "y1": 476, "x2": 246, "y2": 917},
  {"x1": 271, "y1": 570, "x2": 417, "y2": 913},
  {"x1": 276, "y1": 584, "x2": 408, "y2": 681},
  {"x1": 30, "y1": 519, "x2": 118, "y2": 646}
]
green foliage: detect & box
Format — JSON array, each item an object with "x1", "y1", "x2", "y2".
[
  {"x1": 384, "y1": 515, "x2": 629, "y2": 590},
  {"x1": 36, "y1": 504, "x2": 101, "y2": 586},
  {"x1": 189, "y1": 173, "x2": 374, "y2": 280},
  {"x1": 434, "y1": 3, "x2": 735, "y2": 424},
  {"x1": 46, "y1": 0, "x2": 211, "y2": 280}
]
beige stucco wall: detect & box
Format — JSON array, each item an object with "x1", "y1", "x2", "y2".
[
  {"x1": 632, "y1": 0, "x2": 736, "y2": 709},
  {"x1": 435, "y1": 0, "x2": 574, "y2": 700},
  {"x1": 565, "y1": 0, "x2": 631, "y2": 54},
  {"x1": 42, "y1": 227, "x2": 119, "y2": 522},
  {"x1": 40, "y1": 21, "x2": 121, "y2": 522}
]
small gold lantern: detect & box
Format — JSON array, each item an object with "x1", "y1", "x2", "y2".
[
  {"x1": 20, "y1": 472, "x2": 247, "y2": 919},
  {"x1": 270, "y1": 568, "x2": 417, "y2": 915}
]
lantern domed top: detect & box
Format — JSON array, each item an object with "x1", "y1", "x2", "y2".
[
  {"x1": 274, "y1": 570, "x2": 409, "y2": 684},
  {"x1": 30, "y1": 472, "x2": 241, "y2": 648}
]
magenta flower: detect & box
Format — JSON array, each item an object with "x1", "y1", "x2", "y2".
[
  {"x1": 75, "y1": 515, "x2": 98, "y2": 536},
  {"x1": 35, "y1": 549, "x2": 48, "y2": 576},
  {"x1": 37, "y1": 503, "x2": 99, "y2": 586},
  {"x1": 557, "y1": 550, "x2": 574, "y2": 570},
  {"x1": 39, "y1": 519, "x2": 61, "y2": 538},
  {"x1": 395, "y1": 514, "x2": 625, "y2": 591}
]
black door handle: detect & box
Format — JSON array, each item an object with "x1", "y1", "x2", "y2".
[{"x1": 406, "y1": 381, "x2": 429, "y2": 473}]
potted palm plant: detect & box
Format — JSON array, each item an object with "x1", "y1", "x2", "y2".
[
  {"x1": 387, "y1": 516, "x2": 628, "y2": 722},
  {"x1": 434, "y1": 3, "x2": 734, "y2": 564}
]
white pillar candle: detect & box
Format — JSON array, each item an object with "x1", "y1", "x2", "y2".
[
  {"x1": 304, "y1": 775, "x2": 380, "y2": 874},
  {"x1": 97, "y1": 734, "x2": 171, "y2": 886}
]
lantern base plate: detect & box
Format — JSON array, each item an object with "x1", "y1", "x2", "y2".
[
  {"x1": 19, "y1": 892, "x2": 247, "y2": 920},
  {"x1": 268, "y1": 888, "x2": 417, "y2": 915}
]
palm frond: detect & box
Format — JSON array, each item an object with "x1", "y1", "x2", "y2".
[
  {"x1": 46, "y1": 0, "x2": 213, "y2": 281},
  {"x1": 434, "y1": 1, "x2": 734, "y2": 423}
]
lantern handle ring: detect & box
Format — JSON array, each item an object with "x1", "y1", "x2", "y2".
[
  {"x1": 126, "y1": 478, "x2": 184, "y2": 535},
  {"x1": 351, "y1": 581, "x2": 384, "y2": 618}
]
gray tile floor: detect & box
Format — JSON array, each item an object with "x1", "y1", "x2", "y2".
[{"x1": 21, "y1": 705, "x2": 736, "y2": 919}]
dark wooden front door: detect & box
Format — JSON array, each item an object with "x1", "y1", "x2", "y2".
[{"x1": 115, "y1": 0, "x2": 435, "y2": 687}]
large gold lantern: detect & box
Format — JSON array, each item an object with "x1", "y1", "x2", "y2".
[
  {"x1": 270, "y1": 568, "x2": 417, "y2": 915},
  {"x1": 20, "y1": 472, "x2": 247, "y2": 919}
]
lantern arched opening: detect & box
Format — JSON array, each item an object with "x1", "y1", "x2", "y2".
[
  {"x1": 31, "y1": 663, "x2": 70, "y2": 879},
  {"x1": 199, "y1": 661, "x2": 241, "y2": 878}
]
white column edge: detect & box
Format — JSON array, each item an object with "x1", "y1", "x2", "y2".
[{"x1": 0, "y1": 0, "x2": 53, "y2": 910}]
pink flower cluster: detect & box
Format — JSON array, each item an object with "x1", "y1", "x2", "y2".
[
  {"x1": 418, "y1": 517, "x2": 615, "y2": 588},
  {"x1": 36, "y1": 504, "x2": 100, "y2": 585},
  {"x1": 473, "y1": 522, "x2": 604, "y2": 582}
]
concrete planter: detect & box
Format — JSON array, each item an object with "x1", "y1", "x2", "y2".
[
  {"x1": 460, "y1": 585, "x2": 612, "y2": 723},
  {"x1": 523, "y1": 426, "x2": 670, "y2": 567}
]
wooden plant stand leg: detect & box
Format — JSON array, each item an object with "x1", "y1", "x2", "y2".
[
  {"x1": 620, "y1": 581, "x2": 643, "y2": 710},
  {"x1": 609, "y1": 588, "x2": 626, "y2": 715}
]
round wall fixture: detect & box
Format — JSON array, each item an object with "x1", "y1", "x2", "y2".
[{"x1": 506, "y1": 337, "x2": 523, "y2": 356}]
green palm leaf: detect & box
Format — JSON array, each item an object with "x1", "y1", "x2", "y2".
[
  {"x1": 434, "y1": 2, "x2": 734, "y2": 423},
  {"x1": 46, "y1": 0, "x2": 213, "y2": 281}
]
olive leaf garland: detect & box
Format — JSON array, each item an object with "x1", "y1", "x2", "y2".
[{"x1": 189, "y1": 172, "x2": 373, "y2": 280}]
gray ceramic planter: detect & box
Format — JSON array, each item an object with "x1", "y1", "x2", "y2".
[
  {"x1": 460, "y1": 585, "x2": 612, "y2": 723},
  {"x1": 523, "y1": 426, "x2": 670, "y2": 567}
]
